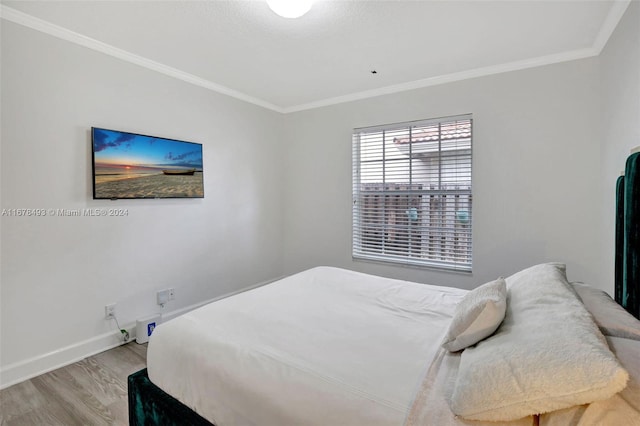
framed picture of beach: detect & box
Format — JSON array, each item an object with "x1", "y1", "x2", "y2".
[{"x1": 91, "y1": 127, "x2": 204, "y2": 199}]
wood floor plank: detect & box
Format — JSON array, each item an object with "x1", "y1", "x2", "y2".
[
  {"x1": 106, "y1": 396, "x2": 130, "y2": 426},
  {"x1": 4, "y1": 400, "x2": 83, "y2": 426},
  {"x1": 0, "y1": 342, "x2": 146, "y2": 426},
  {"x1": 92, "y1": 344, "x2": 146, "y2": 380},
  {"x1": 125, "y1": 341, "x2": 148, "y2": 359},
  {"x1": 0, "y1": 379, "x2": 48, "y2": 420},
  {"x1": 65, "y1": 357, "x2": 127, "y2": 406},
  {"x1": 31, "y1": 368, "x2": 114, "y2": 426}
]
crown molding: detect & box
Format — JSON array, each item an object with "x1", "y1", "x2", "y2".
[
  {"x1": 0, "y1": 5, "x2": 285, "y2": 113},
  {"x1": 1, "y1": 2, "x2": 631, "y2": 114},
  {"x1": 592, "y1": 0, "x2": 632, "y2": 54},
  {"x1": 288, "y1": 0, "x2": 631, "y2": 113},
  {"x1": 282, "y1": 47, "x2": 598, "y2": 113}
]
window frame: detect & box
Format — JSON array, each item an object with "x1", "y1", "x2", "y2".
[{"x1": 352, "y1": 114, "x2": 473, "y2": 272}]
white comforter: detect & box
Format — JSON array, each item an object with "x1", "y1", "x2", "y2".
[{"x1": 147, "y1": 266, "x2": 466, "y2": 426}]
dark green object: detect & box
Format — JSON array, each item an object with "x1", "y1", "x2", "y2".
[
  {"x1": 624, "y1": 153, "x2": 640, "y2": 319},
  {"x1": 616, "y1": 152, "x2": 640, "y2": 320},
  {"x1": 615, "y1": 175, "x2": 625, "y2": 306},
  {"x1": 128, "y1": 368, "x2": 214, "y2": 426}
]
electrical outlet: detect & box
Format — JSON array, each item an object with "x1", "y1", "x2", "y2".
[
  {"x1": 105, "y1": 303, "x2": 116, "y2": 319},
  {"x1": 157, "y1": 288, "x2": 175, "y2": 306}
]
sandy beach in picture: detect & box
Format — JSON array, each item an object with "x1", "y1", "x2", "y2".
[{"x1": 95, "y1": 172, "x2": 204, "y2": 199}]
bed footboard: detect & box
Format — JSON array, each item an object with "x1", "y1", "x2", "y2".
[{"x1": 128, "y1": 368, "x2": 213, "y2": 426}]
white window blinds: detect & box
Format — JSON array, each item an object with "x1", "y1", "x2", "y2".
[{"x1": 352, "y1": 114, "x2": 472, "y2": 272}]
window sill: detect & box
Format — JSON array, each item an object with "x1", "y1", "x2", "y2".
[{"x1": 352, "y1": 253, "x2": 472, "y2": 274}]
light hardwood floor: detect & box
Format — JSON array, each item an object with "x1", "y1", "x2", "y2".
[{"x1": 0, "y1": 342, "x2": 147, "y2": 426}]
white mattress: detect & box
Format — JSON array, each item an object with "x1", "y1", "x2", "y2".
[{"x1": 147, "y1": 266, "x2": 467, "y2": 426}]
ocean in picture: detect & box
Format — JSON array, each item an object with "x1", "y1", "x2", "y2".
[{"x1": 92, "y1": 128, "x2": 204, "y2": 199}]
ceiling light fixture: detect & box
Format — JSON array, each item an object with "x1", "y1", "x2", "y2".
[{"x1": 266, "y1": 0, "x2": 313, "y2": 18}]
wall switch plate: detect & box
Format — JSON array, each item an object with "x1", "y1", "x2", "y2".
[{"x1": 105, "y1": 303, "x2": 116, "y2": 319}]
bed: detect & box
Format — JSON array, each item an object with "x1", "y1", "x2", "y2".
[
  {"x1": 129, "y1": 264, "x2": 640, "y2": 426},
  {"x1": 139, "y1": 267, "x2": 478, "y2": 425},
  {"x1": 128, "y1": 153, "x2": 640, "y2": 426}
]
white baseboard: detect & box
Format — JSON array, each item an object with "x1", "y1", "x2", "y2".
[
  {"x1": 0, "y1": 276, "x2": 281, "y2": 390},
  {"x1": 0, "y1": 328, "x2": 135, "y2": 390}
]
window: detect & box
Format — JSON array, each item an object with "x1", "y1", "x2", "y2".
[{"x1": 352, "y1": 115, "x2": 472, "y2": 271}]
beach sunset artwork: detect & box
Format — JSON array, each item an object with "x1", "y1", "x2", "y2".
[{"x1": 92, "y1": 128, "x2": 204, "y2": 199}]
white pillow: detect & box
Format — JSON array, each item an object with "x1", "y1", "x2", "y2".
[
  {"x1": 572, "y1": 282, "x2": 640, "y2": 341},
  {"x1": 442, "y1": 278, "x2": 506, "y2": 352},
  {"x1": 450, "y1": 263, "x2": 629, "y2": 422}
]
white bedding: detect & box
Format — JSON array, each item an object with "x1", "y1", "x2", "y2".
[
  {"x1": 540, "y1": 336, "x2": 640, "y2": 426},
  {"x1": 147, "y1": 266, "x2": 467, "y2": 426}
]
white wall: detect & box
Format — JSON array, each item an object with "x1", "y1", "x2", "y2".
[
  {"x1": 600, "y1": 1, "x2": 640, "y2": 295},
  {"x1": 0, "y1": 22, "x2": 284, "y2": 386},
  {"x1": 282, "y1": 58, "x2": 603, "y2": 290}
]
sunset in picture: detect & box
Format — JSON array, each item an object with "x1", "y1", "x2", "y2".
[{"x1": 92, "y1": 128, "x2": 204, "y2": 199}]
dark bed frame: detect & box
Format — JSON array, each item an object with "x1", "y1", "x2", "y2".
[
  {"x1": 128, "y1": 152, "x2": 640, "y2": 425},
  {"x1": 128, "y1": 368, "x2": 213, "y2": 426}
]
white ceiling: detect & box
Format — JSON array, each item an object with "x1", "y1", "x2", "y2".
[{"x1": 1, "y1": 1, "x2": 630, "y2": 113}]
